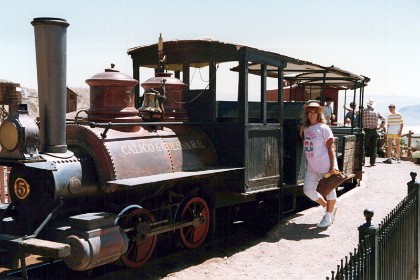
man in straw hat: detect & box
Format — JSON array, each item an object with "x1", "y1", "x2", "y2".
[
  {"x1": 362, "y1": 98, "x2": 385, "y2": 166},
  {"x1": 301, "y1": 100, "x2": 338, "y2": 228}
]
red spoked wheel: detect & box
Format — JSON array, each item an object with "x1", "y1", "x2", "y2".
[
  {"x1": 118, "y1": 208, "x2": 157, "y2": 268},
  {"x1": 179, "y1": 196, "x2": 210, "y2": 249}
]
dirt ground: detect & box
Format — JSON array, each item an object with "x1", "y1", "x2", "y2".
[{"x1": 125, "y1": 158, "x2": 419, "y2": 280}]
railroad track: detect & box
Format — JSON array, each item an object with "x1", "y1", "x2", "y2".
[
  {"x1": 0, "y1": 190, "x2": 354, "y2": 280},
  {"x1": 0, "y1": 215, "x2": 272, "y2": 280}
]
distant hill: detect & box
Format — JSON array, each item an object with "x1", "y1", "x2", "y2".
[
  {"x1": 19, "y1": 87, "x2": 89, "y2": 118},
  {"x1": 400, "y1": 105, "x2": 420, "y2": 125}
]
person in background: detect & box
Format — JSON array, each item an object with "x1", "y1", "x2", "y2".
[
  {"x1": 323, "y1": 97, "x2": 335, "y2": 125},
  {"x1": 362, "y1": 98, "x2": 385, "y2": 166},
  {"x1": 343, "y1": 102, "x2": 360, "y2": 127},
  {"x1": 302, "y1": 100, "x2": 338, "y2": 228},
  {"x1": 383, "y1": 104, "x2": 404, "y2": 164},
  {"x1": 344, "y1": 118, "x2": 351, "y2": 127}
]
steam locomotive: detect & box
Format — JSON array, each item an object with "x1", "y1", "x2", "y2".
[{"x1": 0, "y1": 18, "x2": 368, "y2": 275}]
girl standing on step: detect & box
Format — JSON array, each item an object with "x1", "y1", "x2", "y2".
[{"x1": 301, "y1": 100, "x2": 338, "y2": 228}]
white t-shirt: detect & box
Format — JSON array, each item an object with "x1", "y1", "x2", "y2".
[
  {"x1": 303, "y1": 122, "x2": 337, "y2": 173},
  {"x1": 324, "y1": 106, "x2": 332, "y2": 119}
]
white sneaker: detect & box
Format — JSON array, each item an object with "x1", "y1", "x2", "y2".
[{"x1": 317, "y1": 214, "x2": 333, "y2": 228}]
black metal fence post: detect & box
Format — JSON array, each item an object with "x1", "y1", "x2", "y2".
[
  {"x1": 407, "y1": 171, "x2": 419, "y2": 279},
  {"x1": 358, "y1": 208, "x2": 379, "y2": 280}
]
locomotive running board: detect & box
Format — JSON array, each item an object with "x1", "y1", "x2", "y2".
[{"x1": 104, "y1": 167, "x2": 245, "y2": 193}]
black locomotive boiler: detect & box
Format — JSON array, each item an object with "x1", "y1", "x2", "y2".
[{"x1": 0, "y1": 17, "x2": 368, "y2": 275}]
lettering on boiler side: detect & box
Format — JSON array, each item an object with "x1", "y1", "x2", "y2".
[{"x1": 121, "y1": 139, "x2": 206, "y2": 155}]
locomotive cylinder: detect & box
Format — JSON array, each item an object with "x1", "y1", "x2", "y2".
[
  {"x1": 63, "y1": 213, "x2": 129, "y2": 271},
  {"x1": 32, "y1": 17, "x2": 69, "y2": 153}
]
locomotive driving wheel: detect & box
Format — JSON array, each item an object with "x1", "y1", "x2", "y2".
[
  {"x1": 117, "y1": 207, "x2": 157, "y2": 268},
  {"x1": 178, "y1": 196, "x2": 210, "y2": 249}
]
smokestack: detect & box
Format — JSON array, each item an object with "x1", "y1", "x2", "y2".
[{"x1": 31, "y1": 17, "x2": 69, "y2": 153}]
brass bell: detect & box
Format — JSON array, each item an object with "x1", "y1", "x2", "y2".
[{"x1": 138, "y1": 89, "x2": 163, "y2": 120}]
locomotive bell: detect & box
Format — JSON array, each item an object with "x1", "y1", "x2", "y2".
[
  {"x1": 86, "y1": 64, "x2": 141, "y2": 132},
  {"x1": 141, "y1": 72, "x2": 188, "y2": 122},
  {"x1": 138, "y1": 89, "x2": 163, "y2": 120}
]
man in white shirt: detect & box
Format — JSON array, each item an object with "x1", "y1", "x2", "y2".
[{"x1": 323, "y1": 97, "x2": 335, "y2": 125}]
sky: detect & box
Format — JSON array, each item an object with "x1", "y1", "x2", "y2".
[{"x1": 1, "y1": 0, "x2": 420, "y2": 101}]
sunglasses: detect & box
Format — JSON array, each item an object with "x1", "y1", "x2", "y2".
[{"x1": 388, "y1": 106, "x2": 395, "y2": 108}]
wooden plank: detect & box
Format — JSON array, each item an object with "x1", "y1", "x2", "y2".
[
  {"x1": 0, "y1": 234, "x2": 70, "y2": 259},
  {"x1": 21, "y1": 238, "x2": 70, "y2": 259}
]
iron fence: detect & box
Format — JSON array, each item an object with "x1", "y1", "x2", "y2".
[{"x1": 327, "y1": 172, "x2": 419, "y2": 280}]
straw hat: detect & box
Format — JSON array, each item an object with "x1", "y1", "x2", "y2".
[
  {"x1": 304, "y1": 100, "x2": 324, "y2": 113},
  {"x1": 367, "y1": 98, "x2": 374, "y2": 108}
]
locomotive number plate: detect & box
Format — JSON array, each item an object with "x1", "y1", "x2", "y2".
[{"x1": 14, "y1": 178, "x2": 30, "y2": 200}]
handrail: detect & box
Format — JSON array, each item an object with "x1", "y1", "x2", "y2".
[{"x1": 401, "y1": 130, "x2": 420, "y2": 158}]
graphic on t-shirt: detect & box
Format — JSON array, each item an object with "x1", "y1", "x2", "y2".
[
  {"x1": 304, "y1": 137, "x2": 314, "y2": 158},
  {"x1": 304, "y1": 123, "x2": 334, "y2": 173}
]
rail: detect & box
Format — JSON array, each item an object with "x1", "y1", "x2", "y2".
[
  {"x1": 327, "y1": 172, "x2": 419, "y2": 280},
  {"x1": 400, "y1": 131, "x2": 420, "y2": 158}
]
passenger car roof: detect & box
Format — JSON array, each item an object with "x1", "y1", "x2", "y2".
[{"x1": 128, "y1": 38, "x2": 369, "y2": 89}]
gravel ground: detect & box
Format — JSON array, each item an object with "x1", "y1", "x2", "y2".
[
  {"x1": 92, "y1": 157, "x2": 419, "y2": 280},
  {"x1": 156, "y1": 157, "x2": 420, "y2": 280}
]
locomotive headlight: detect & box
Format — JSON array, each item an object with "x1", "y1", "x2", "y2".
[{"x1": 0, "y1": 121, "x2": 19, "y2": 151}]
